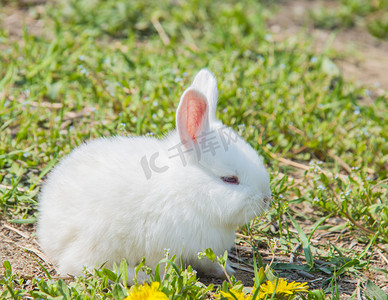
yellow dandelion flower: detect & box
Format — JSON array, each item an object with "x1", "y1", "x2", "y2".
[
  {"x1": 125, "y1": 282, "x2": 168, "y2": 300},
  {"x1": 215, "y1": 290, "x2": 253, "y2": 300},
  {"x1": 259, "y1": 278, "x2": 309, "y2": 298}
]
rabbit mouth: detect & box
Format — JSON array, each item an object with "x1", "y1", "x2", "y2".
[
  {"x1": 239, "y1": 196, "x2": 270, "y2": 224},
  {"x1": 263, "y1": 195, "x2": 272, "y2": 207}
]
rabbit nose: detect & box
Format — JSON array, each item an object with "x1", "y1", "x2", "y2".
[{"x1": 263, "y1": 195, "x2": 272, "y2": 206}]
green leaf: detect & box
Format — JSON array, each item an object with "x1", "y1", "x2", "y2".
[
  {"x1": 288, "y1": 213, "x2": 314, "y2": 268},
  {"x1": 112, "y1": 283, "x2": 126, "y2": 300},
  {"x1": 308, "y1": 289, "x2": 326, "y2": 300},
  {"x1": 365, "y1": 280, "x2": 388, "y2": 300},
  {"x1": 217, "y1": 250, "x2": 228, "y2": 266},
  {"x1": 57, "y1": 279, "x2": 70, "y2": 299},
  {"x1": 272, "y1": 263, "x2": 311, "y2": 271},
  {"x1": 154, "y1": 263, "x2": 161, "y2": 282},
  {"x1": 3, "y1": 261, "x2": 12, "y2": 271},
  {"x1": 258, "y1": 267, "x2": 265, "y2": 285},
  {"x1": 328, "y1": 223, "x2": 348, "y2": 232},
  {"x1": 205, "y1": 248, "x2": 216, "y2": 263},
  {"x1": 319, "y1": 173, "x2": 330, "y2": 187},
  {"x1": 264, "y1": 267, "x2": 276, "y2": 281},
  {"x1": 9, "y1": 218, "x2": 36, "y2": 224},
  {"x1": 222, "y1": 280, "x2": 230, "y2": 292},
  {"x1": 103, "y1": 268, "x2": 118, "y2": 282},
  {"x1": 120, "y1": 259, "x2": 128, "y2": 288}
]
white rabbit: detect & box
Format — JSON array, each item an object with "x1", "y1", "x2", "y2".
[{"x1": 37, "y1": 69, "x2": 271, "y2": 282}]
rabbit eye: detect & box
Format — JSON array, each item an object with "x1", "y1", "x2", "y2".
[{"x1": 221, "y1": 176, "x2": 239, "y2": 185}]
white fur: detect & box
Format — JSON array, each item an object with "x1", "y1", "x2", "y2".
[{"x1": 37, "y1": 69, "x2": 271, "y2": 282}]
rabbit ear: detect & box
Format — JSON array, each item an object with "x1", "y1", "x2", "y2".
[
  {"x1": 190, "y1": 69, "x2": 218, "y2": 123},
  {"x1": 176, "y1": 88, "x2": 209, "y2": 148}
]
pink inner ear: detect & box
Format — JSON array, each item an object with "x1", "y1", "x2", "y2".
[{"x1": 181, "y1": 90, "x2": 207, "y2": 141}]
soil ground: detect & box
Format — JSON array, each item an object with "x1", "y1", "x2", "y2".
[{"x1": 1, "y1": 0, "x2": 388, "y2": 298}]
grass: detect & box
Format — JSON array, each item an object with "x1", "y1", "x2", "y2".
[
  {"x1": 308, "y1": 0, "x2": 388, "y2": 40},
  {"x1": 1, "y1": 0, "x2": 388, "y2": 299}
]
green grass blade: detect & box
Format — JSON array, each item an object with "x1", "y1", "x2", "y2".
[
  {"x1": 288, "y1": 213, "x2": 314, "y2": 269},
  {"x1": 307, "y1": 213, "x2": 334, "y2": 242}
]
